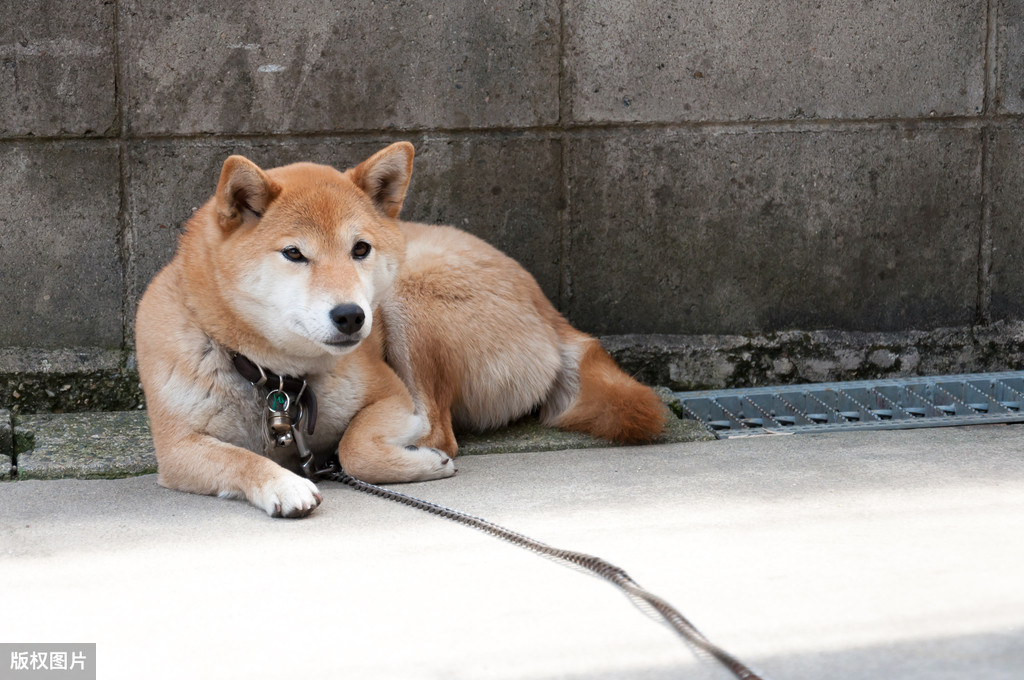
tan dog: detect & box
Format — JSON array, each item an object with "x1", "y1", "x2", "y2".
[{"x1": 135, "y1": 142, "x2": 665, "y2": 518}]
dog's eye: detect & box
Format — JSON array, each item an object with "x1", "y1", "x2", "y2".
[
  {"x1": 281, "y1": 246, "x2": 307, "y2": 263},
  {"x1": 352, "y1": 241, "x2": 372, "y2": 260}
]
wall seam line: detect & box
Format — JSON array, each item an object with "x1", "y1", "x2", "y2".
[
  {"x1": 557, "y1": 0, "x2": 571, "y2": 315},
  {"x1": 112, "y1": 0, "x2": 134, "y2": 352},
  {"x1": 976, "y1": 0, "x2": 999, "y2": 324}
]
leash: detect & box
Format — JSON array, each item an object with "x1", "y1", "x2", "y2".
[
  {"x1": 316, "y1": 461, "x2": 767, "y2": 680},
  {"x1": 234, "y1": 353, "x2": 766, "y2": 678}
]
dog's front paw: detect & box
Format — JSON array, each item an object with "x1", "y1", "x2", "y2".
[
  {"x1": 251, "y1": 471, "x2": 322, "y2": 518},
  {"x1": 403, "y1": 445, "x2": 456, "y2": 481}
]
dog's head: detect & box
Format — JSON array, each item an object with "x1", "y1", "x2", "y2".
[{"x1": 195, "y1": 142, "x2": 414, "y2": 363}]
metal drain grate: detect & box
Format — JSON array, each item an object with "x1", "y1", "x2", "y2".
[{"x1": 675, "y1": 371, "x2": 1024, "y2": 438}]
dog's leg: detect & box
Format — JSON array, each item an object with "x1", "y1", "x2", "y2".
[
  {"x1": 416, "y1": 396, "x2": 458, "y2": 456},
  {"x1": 380, "y1": 300, "x2": 460, "y2": 456},
  {"x1": 336, "y1": 393, "x2": 456, "y2": 484},
  {"x1": 156, "y1": 433, "x2": 322, "y2": 518}
]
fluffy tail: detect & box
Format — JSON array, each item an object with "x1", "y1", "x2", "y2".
[{"x1": 546, "y1": 339, "x2": 667, "y2": 444}]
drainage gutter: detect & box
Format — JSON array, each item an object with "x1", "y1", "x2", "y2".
[{"x1": 675, "y1": 371, "x2": 1024, "y2": 438}]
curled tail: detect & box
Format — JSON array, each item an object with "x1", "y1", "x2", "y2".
[{"x1": 541, "y1": 337, "x2": 667, "y2": 444}]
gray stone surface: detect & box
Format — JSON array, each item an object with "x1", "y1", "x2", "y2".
[
  {"x1": 0, "y1": 351, "x2": 142, "y2": 415},
  {"x1": 565, "y1": 126, "x2": 982, "y2": 336},
  {"x1": 997, "y1": 0, "x2": 1024, "y2": 113},
  {"x1": 15, "y1": 412, "x2": 156, "y2": 480},
  {"x1": 0, "y1": 0, "x2": 117, "y2": 137},
  {"x1": 2, "y1": 427, "x2": 1023, "y2": 679},
  {"x1": 0, "y1": 142, "x2": 123, "y2": 348},
  {"x1": 119, "y1": 0, "x2": 559, "y2": 135},
  {"x1": 564, "y1": 0, "x2": 985, "y2": 124},
  {"x1": 0, "y1": 347, "x2": 124, "y2": 375},
  {"x1": 604, "y1": 323, "x2": 1024, "y2": 392},
  {"x1": 0, "y1": 409, "x2": 10, "y2": 480},
  {"x1": 126, "y1": 134, "x2": 563, "y2": 336},
  {"x1": 990, "y1": 126, "x2": 1024, "y2": 319}
]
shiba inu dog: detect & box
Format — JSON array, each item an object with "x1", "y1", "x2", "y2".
[{"x1": 135, "y1": 142, "x2": 666, "y2": 518}]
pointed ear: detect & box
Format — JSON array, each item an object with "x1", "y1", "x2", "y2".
[
  {"x1": 215, "y1": 155, "x2": 282, "y2": 232},
  {"x1": 349, "y1": 142, "x2": 414, "y2": 219}
]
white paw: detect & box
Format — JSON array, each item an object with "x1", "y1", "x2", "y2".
[
  {"x1": 251, "y1": 471, "x2": 322, "y2": 518},
  {"x1": 403, "y1": 445, "x2": 456, "y2": 481}
]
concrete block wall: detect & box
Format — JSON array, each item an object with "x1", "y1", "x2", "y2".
[{"x1": 1, "y1": 0, "x2": 1023, "y2": 407}]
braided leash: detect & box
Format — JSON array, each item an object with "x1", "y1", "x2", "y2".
[{"x1": 325, "y1": 467, "x2": 767, "y2": 680}]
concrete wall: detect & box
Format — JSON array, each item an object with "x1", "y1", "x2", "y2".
[{"x1": 1, "y1": 1, "x2": 1023, "y2": 407}]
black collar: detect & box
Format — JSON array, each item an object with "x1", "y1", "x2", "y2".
[{"x1": 232, "y1": 353, "x2": 318, "y2": 435}]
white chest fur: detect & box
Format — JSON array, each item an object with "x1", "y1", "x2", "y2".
[{"x1": 185, "y1": 347, "x2": 367, "y2": 460}]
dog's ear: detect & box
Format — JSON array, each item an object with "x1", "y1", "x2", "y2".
[
  {"x1": 350, "y1": 142, "x2": 414, "y2": 219},
  {"x1": 215, "y1": 155, "x2": 282, "y2": 232}
]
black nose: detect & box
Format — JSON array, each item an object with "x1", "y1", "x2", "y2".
[{"x1": 329, "y1": 303, "x2": 365, "y2": 334}]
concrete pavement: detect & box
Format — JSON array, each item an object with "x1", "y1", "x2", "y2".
[{"x1": 2, "y1": 425, "x2": 1023, "y2": 679}]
